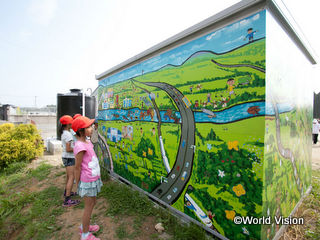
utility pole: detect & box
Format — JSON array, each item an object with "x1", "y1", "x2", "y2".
[{"x1": 34, "y1": 96, "x2": 37, "y2": 108}]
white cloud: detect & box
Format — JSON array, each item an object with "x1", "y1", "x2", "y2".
[
  {"x1": 191, "y1": 43, "x2": 205, "y2": 51},
  {"x1": 226, "y1": 22, "x2": 240, "y2": 32},
  {"x1": 206, "y1": 30, "x2": 221, "y2": 40},
  {"x1": 253, "y1": 14, "x2": 260, "y2": 21},
  {"x1": 225, "y1": 35, "x2": 244, "y2": 45},
  {"x1": 28, "y1": 0, "x2": 58, "y2": 26},
  {"x1": 239, "y1": 19, "x2": 250, "y2": 27}
]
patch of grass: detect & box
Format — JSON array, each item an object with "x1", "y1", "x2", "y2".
[
  {"x1": 2, "y1": 162, "x2": 28, "y2": 175},
  {"x1": 74, "y1": 200, "x2": 85, "y2": 209},
  {"x1": 27, "y1": 163, "x2": 53, "y2": 181},
  {"x1": 55, "y1": 170, "x2": 65, "y2": 177},
  {"x1": 101, "y1": 169, "x2": 110, "y2": 182},
  {"x1": 115, "y1": 224, "x2": 129, "y2": 239},
  {"x1": 172, "y1": 222, "x2": 208, "y2": 240},
  {"x1": 100, "y1": 181, "x2": 210, "y2": 240},
  {"x1": 100, "y1": 181, "x2": 154, "y2": 217},
  {"x1": 5, "y1": 172, "x2": 29, "y2": 187},
  {"x1": 303, "y1": 171, "x2": 320, "y2": 239},
  {"x1": 282, "y1": 170, "x2": 320, "y2": 240},
  {"x1": 0, "y1": 161, "x2": 66, "y2": 240}
]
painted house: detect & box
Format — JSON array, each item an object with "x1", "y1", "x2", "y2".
[
  {"x1": 123, "y1": 98, "x2": 132, "y2": 108},
  {"x1": 107, "y1": 127, "x2": 122, "y2": 143},
  {"x1": 94, "y1": 1, "x2": 316, "y2": 239}
]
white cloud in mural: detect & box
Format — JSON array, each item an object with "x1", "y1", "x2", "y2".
[
  {"x1": 226, "y1": 14, "x2": 260, "y2": 32},
  {"x1": 253, "y1": 14, "x2": 260, "y2": 21},
  {"x1": 143, "y1": 56, "x2": 161, "y2": 66},
  {"x1": 191, "y1": 43, "x2": 205, "y2": 51},
  {"x1": 226, "y1": 22, "x2": 240, "y2": 32},
  {"x1": 239, "y1": 19, "x2": 250, "y2": 27},
  {"x1": 225, "y1": 35, "x2": 244, "y2": 45},
  {"x1": 206, "y1": 30, "x2": 221, "y2": 40}
]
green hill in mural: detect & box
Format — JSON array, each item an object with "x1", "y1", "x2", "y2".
[{"x1": 99, "y1": 39, "x2": 265, "y2": 113}]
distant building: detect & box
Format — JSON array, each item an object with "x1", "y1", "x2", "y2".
[{"x1": 0, "y1": 104, "x2": 17, "y2": 120}]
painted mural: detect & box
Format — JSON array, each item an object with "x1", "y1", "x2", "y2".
[
  {"x1": 261, "y1": 12, "x2": 313, "y2": 240},
  {"x1": 97, "y1": 11, "x2": 267, "y2": 239}
]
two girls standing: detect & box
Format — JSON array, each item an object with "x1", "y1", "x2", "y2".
[{"x1": 59, "y1": 115, "x2": 102, "y2": 240}]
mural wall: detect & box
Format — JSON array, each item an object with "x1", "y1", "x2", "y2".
[
  {"x1": 97, "y1": 10, "x2": 269, "y2": 239},
  {"x1": 262, "y1": 12, "x2": 313, "y2": 240}
]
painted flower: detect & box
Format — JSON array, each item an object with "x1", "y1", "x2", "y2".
[
  {"x1": 207, "y1": 143, "x2": 212, "y2": 150},
  {"x1": 228, "y1": 141, "x2": 239, "y2": 151},
  {"x1": 225, "y1": 210, "x2": 236, "y2": 220},
  {"x1": 242, "y1": 227, "x2": 249, "y2": 235},
  {"x1": 148, "y1": 148, "x2": 153, "y2": 156},
  {"x1": 232, "y1": 184, "x2": 246, "y2": 197},
  {"x1": 218, "y1": 169, "x2": 225, "y2": 178}
]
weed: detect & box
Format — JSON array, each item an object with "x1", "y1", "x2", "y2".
[
  {"x1": 2, "y1": 162, "x2": 28, "y2": 175},
  {"x1": 101, "y1": 169, "x2": 110, "y2": 182},
  {"x1": 100, "y1": 181, "x2": 154, "y2": 216},
  {"x1": 74, "y1": 200, "x2": 85, "y2": 209},
  {"x1": 115, "y1": 224, "x2": 129, "y2": 239},
  {"x1": 5, "y1": 172, "x2": 29, "y2": 187},
  {"x1": 99, "y1": 181, "x2": 209, "y2": 239},
  {"x1": 27, "y1": 163, "x2": 53, "y2": 181},
  {"x1": 0, "y1": 162, "x2": 65, "y2": 240},
  {"x1": 55, "y1": 171, "x2": 65, "y2": 177}
]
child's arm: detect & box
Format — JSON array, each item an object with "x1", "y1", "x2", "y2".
[
  {"x1": 66, "y1": 141, "x2": 73, "y2": 152},
  {"x1": 75, "y1": 151, "x2": 85, "y2": 188}
]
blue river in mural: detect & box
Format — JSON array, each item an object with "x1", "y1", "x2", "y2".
[{"x1": 97, "y1": 101, "x2": 293, "y2": 124}]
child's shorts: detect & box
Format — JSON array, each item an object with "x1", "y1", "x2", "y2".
[
  {"x1": 77, "y1": 178, "x2": 103, "y2": 197},
  {"x1": 62, "y1": 158, "x2": 75, "y2": 167}
]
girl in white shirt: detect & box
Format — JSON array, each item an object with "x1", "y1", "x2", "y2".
[{"x1": 59, "y1": 115, "x2": 80, "y2": 207}]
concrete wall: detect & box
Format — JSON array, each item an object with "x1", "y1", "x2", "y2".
[{"x1": 7, "y1": 115, "x2": 57, "y2": 140}]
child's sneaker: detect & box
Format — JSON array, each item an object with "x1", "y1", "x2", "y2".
[
  {"x1": 81, "y1": 233, "x2": 100, "y2": 240},
  {"x1": 63, "y1": 199, "x2": 80, "y2": 207},
  {"x1": 79, "y1": 225, "x2": 100, "y2": 234}
]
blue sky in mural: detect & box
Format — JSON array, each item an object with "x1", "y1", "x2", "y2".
[{"x1": 100, "y1": 10, "x2": 266, "y2": 86}]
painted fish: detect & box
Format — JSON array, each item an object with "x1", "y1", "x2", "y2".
[{"x1": 247, "y1": 106, "x2": 261, "y2": 115}]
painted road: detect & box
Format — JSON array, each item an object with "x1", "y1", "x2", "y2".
[
  {"x1": 140, "y1": 82, "x2": 195, "y2": 204},
  {"x1": 272, "y1": 100, "x2": 303, "y2": 195},
  {"x1": 211, "y1": 59, "x2": 265, "y2": 73},
  {"x1": 130, "y1": 80, "x2": 171, "y2": 173}
]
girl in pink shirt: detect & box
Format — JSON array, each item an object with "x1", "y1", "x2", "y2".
[{"x1": 72, "y1": 116, "x2": 102, "y2": 240}]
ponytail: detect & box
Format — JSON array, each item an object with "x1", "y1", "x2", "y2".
[{"x1": 59, "y1": 124, "x2": 67, "y2": 135}]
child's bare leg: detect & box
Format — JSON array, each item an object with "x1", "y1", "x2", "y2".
[
  {"x1": 65, "y1": 166, "x2": 74, "y2": 196},
  {"x1": 82, "y1": 196, "x2": 96, "y2": 233}
]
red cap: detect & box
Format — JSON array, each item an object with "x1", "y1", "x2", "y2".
[
  {"x1": 73, "y1": 113, "x2": 82, "y2": 120},
  {"x1": 59, "y1": 115, "x2": 73, "y2": 125},
  {"x1": 72, "y1": 116, "x2": 95, "y2": 132}
]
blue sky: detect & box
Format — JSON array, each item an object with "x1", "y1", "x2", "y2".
[
  {"x1": 100, "y1": 10, "x2": 266, "y2": 86},
  {"x1": 0, "y1": 0, "x2": 319, "y2": 107}
]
